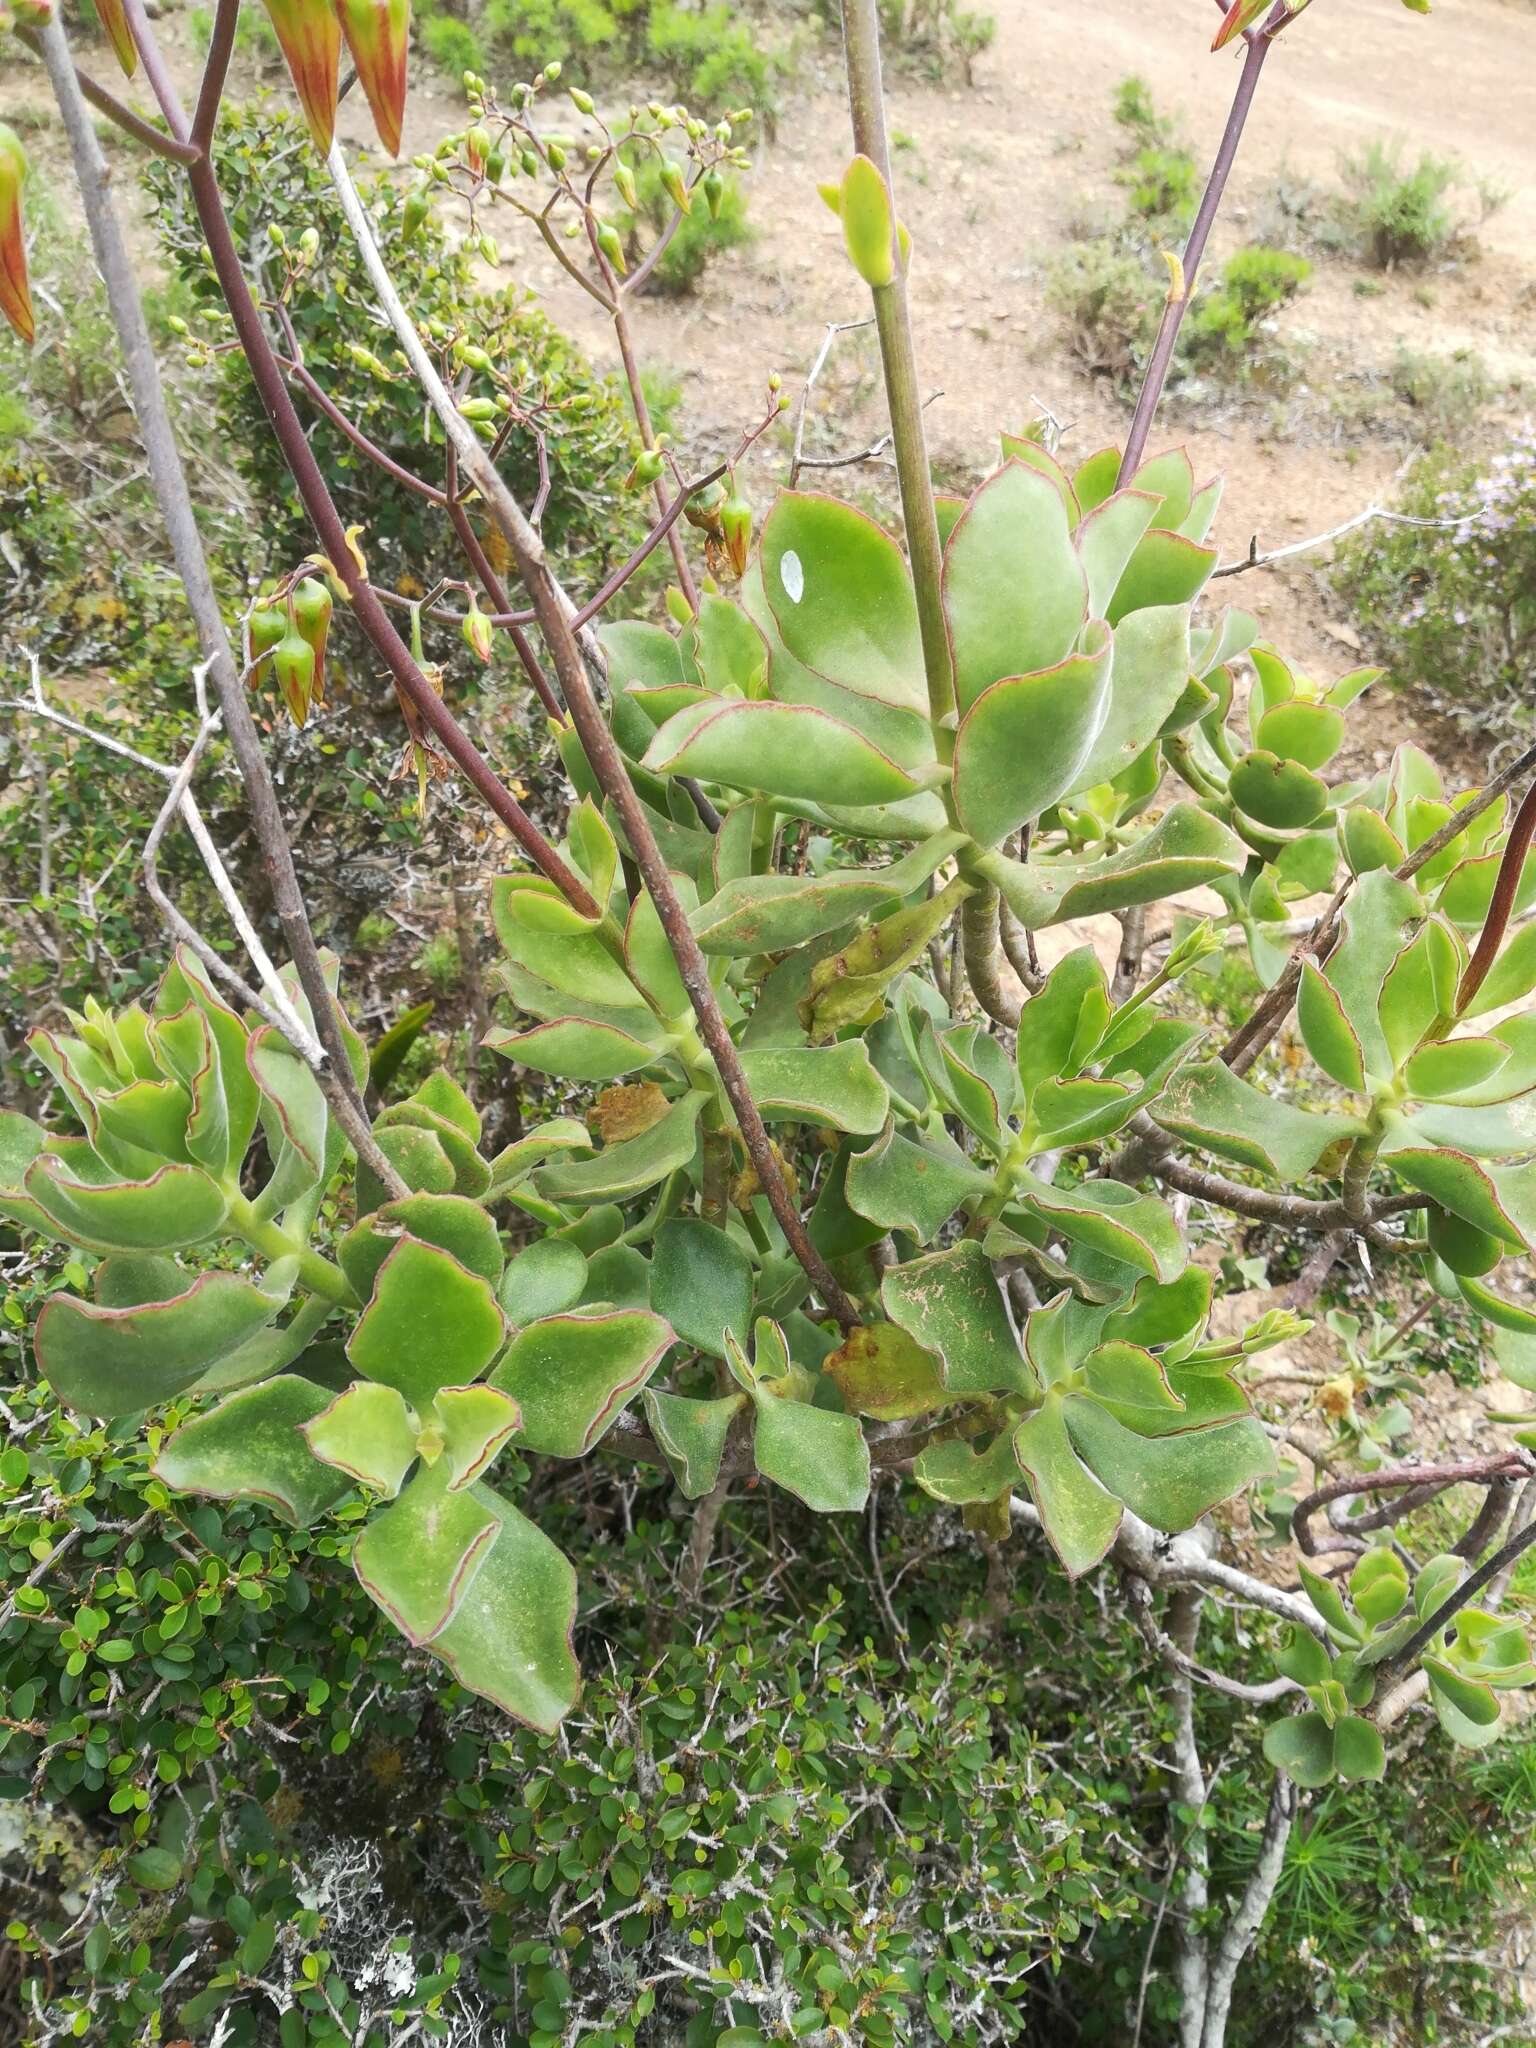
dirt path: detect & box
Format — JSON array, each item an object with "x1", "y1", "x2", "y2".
[{"x1": 522, "y1": 0, "x2": 1536, "y2": 698}]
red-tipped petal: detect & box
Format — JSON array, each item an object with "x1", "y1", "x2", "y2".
[
  {"x1": 0, "y1": 126, "x2": 34, "y2": 347},
  {"x1": 261, "y1": 0, "x2": 342, "y2": 153},
  {"x1": 338, "y1": 0, "x2": 410, "y2": 159},
  {"x1": 1212, "y1": 0, "x2": 1269, "y2": 49},
  {"x1": 94, "y1": 0, "x2": 140, "y2": 76}
]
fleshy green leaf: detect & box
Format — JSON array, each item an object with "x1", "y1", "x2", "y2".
[
  {"x1": 1062, "y1": 1396, "x2": 1273, "y2": 1532},
  {"x1": 643, "y1": 699, "x2": 925, "y2": 809},
  {"x1": 35, "y1": 1270, "x2": 281, "y2": 1418},
  {"x1": 651, "y1": 1218, "x2": 754, "y2": 1358},
  {"x1": 23, "y1": 1155, "x2": 228, "y2": 1254},
  {"x1": 913, "y1": 1428, "x2": 1025, "y2": 1506},
  {"x1": 485, "y1": 1015, "x2": 663, "y2": 1082},
  {"x1": 1013, "y1": 1396, "x2": 1123, "y2": 1575},
  {"x1": 1262, "y1": 1711, "x2": 1336, "y2": 1787},
  {"x1": 643, "y1": 1387, "x2": 745, "y2": 1498},
  {"x1": 943, "y1": 461, "x2": 1088, "y2": 715},
  {"x1": 843, "y1": 1120, "x2": 993, "y2": 1240},
  {"x1": 737, "y1": 1044, "x2": 889, "y2": 1135},
  {"x1": 489, "y1": 1307, "x2": 673, "y2": 1456},
  {"x1": 1066, "y1": 603, "x2": 1193, "y2": 798},
  {"x1": 1155, "y1": 1061, "x2": 1363, "y2": 1180},
  {"x1": 535, "y1": 1093, "x2": 705, "y2": 1203},
  {"x1": 340, "y1": 1193, "x2": 504, "y2": 1301},
  {"x1": 1016, "y1": 1173, "x2": 1186, "y2": 1283},
  {"x1": 499, "y1": 1237, "x2": 590, "y2": 1325},
  {"x1": 977, "y1": 805, "x2": 1246, "y2": 930},
  {"x1": 951, "y1": 628, "x2": 1114, "y2": 847},
  {"x1": 154, "y1": 1375, "x2": 350, "y2": 1527},
  {"x1": 433, "y1": 1382, "x2": 522, "y2": 1488},
  {"x1": 881, "y1": 1241, "x2": 1035, "y2": 1397},
  {"x1": 347, "y1": 1237, "x2": 507, "y2": 1406},
  {"x1": 352, "y1": 1459, "x2": 499, "y2": 1642},
  {"x1": 759, "y1": 492, "x2": 925, "y2": 712},
  {"x1": 302, "y1": 1379, "x2": 419, "y2": 1496},
  {"x1": 751, "y1": 1389, "x2": 871, "y2": 1512},
  {"x1": 427, "y1": 1486, "x2": 582, "y2": 1732}
]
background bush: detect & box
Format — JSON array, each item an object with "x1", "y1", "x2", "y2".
[{"x1": 1332, "y1": 423, "x2": 1536, "y2": 738}]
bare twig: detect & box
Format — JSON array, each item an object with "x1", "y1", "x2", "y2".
[
  {"x1": 1212, "y1": 503, "x2": 1477, "y2": 579},
  {"x1": 33, "y1": 7, "x2": 403, "y2": 1196},
  {"x1": 1291, "y1": 1453, "x2": 1534, "y2": 1560},
  {"x1": 789, "y1": 317, "x2": 875, "y2": 488}
]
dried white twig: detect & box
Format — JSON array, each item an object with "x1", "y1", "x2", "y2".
[{"x1": 1212, "y1": 502, "x2": 1479, "y2": 580}]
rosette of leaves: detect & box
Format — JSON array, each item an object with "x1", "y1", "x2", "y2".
[{"x1": 1263, "y1": 1546, "x2": 1536, "y2": 1782}]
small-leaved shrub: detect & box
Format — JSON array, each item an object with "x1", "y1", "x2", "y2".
[
  {"x1": 617, "y1": 149, "x2": 752, "y2": 294},
  {"x1": 1333, "y1": 423, "x2": 1536, "y2": 735},
  {"x1": 1183, "y1": 245, "x2": 1313, "y2": 371},
  {"x1": 1333, "y1": 138, "x2": 1490, "y2": 267}
]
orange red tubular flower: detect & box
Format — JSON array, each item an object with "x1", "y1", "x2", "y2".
[
  {"x1": 260, "y1": 0, "x2": 342, "y2": 153},
  {"x1": 94, "y1": 0, "x2": 140, "y2": 76},
  {"x1": 0, "y1": 124, "x2": 34, "y2": 348},
  {"x1": 337, "y1": 0, "x2": 411, "y2": 159}
]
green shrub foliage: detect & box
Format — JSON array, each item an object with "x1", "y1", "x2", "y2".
[
  {"x1": 1334, "y1": 425, "x2": 1536, "y2": 737},
  {"x1": 144, "y1": 104, "x2": 644, "y2": 599}
]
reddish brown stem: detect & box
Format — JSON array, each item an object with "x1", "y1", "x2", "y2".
[
  {"x1": 1117, "y1": 24, "x2": 1273, "y2": 486},
  {"x1": 1293, "y1": 1453, "x2": 1533, "y2": 1559},
  {"x1": 17, "y1": 29, "x2": 201, "y2": 162},
  {"x1": 1457, "y1": 776, "x2": 1536, "y2": 1015},
  {"x1": 444, "y1": 445, "x2": 564, "y2": 722},
  {"x1": 282, "y1": 358, "x2": 448, "y2": 506}
]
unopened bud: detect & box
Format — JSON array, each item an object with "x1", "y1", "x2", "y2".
[
  {"x1": 595, "y1": 219, "x2": 627, "y2": 275},
  {"x1": 702, "y1": 169, "x2": 724, "y2": 220},
  {"x1": 569, "y1": 86, "x2": 594, "y2": 115},
  {"x1": 839, "y1": 153, "x2": 895, "y2": 289},
  {"x1": 720, "y1": 477, "x2": 752, "y2": 579},
  {"x1": 625, "y1": 447, "x2": 666, "y2": 490},
  {"x1": 462, "y1": 597, "x2": 495, "y2": 663},
  {"x1": 660, "y1": 160, "x2": 690, "y2": 214}
]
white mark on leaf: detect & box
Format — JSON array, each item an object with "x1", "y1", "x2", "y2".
[{"x1": 781, "y1": 549, "x2": 804, "y2": 604}]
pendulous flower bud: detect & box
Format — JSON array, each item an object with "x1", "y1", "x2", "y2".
[
  {"x1": 272, "y1": 628, "x2": 317, "y2": 727},
  {"x1": 260, "y1": 0, "x2": 342, "y2": 153},
  {"x1": 94, "y1": 0, "x2": 138, "y2": 76},
  {"x1": 246, "y1": 603, "x2": 287, "y2": 687},
  {"x1": 337, "y1": 0, "x2": 411, "y2": 159},
  {"x1": 719, "y1": 476, "x2": 752, "y2": 580},
  {"x1": 624, "y1": 446, "x2": 666, "y2": 491},
  {"x1": 659, "y1": 160, "x2": 690, "y2": 214},
  {"x1": 595, "y1": 219, "x2": 627, "y2": 275},
  {"x1": 290, "y1": 576, "x2": 334, "y2": 705},
  {"x1": 0, "y1": 124, "x2": 34, "y2": 347},
  {"x1": 702, "y1": 169, "x2": 724, "y2": 220},
  {"x1": 462, "y1": 596, "x2": 495, "y2": 663}
]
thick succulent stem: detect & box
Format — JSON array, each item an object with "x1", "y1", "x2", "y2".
[{"x1": 840, "y1": 0, "x2": 955, "y2": 732}]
